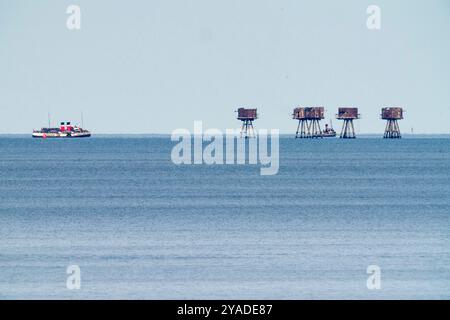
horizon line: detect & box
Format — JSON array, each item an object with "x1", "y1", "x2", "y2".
[{"x1": 2, "y1": 133, "x2": 450, "y2": 136}]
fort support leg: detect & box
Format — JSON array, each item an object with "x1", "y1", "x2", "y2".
[
  {"x1": 340, "y1": 119, "x2": 356, "y2": 139},
  {"x1": 241, "y1": 120, "x2": 255, "y2": 139},
  {"x1": 249, "y1": 121, "x2": 255, "y2": 138},
  {"x1": 314, "y1": 119, "x2": 323, "y2": 138},
  {"x1": 384, "y1": 120, "x2": 402, "y2": 139},
  {"x1": 306, "y1": 120, "x2": 311, "y2": 138},
  {"x1": 341, "y1": 120, "x2": 348, "y2": 138},
  {"x1": 301, "y1": 120, "x2": 306, "y2": 138},
  {"x1": 384, "y1": 121, "x2": 389, "y2": 138},
  {"x1": 246, "y1": 121, "x2": 250, "y2": 139},
  {"x1": 295, "y1": 120, "x2": 301, "y2": 138},
  {"x1": 350, "y1": 120, "x2": 356, "y2": 138},
  {"x1": 395, "y1": 120, "x2": 401, "y2": 138},
  {"x1": 241, "y1": 120, "x2": 249, "y2": 139},
  {"x1": 297, "y1": 119, "x2": 325, "y2": 139}
]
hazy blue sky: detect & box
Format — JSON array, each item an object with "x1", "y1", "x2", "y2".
[{"x1": 0, "y1": 0, "x2": 449, "y2": 133}]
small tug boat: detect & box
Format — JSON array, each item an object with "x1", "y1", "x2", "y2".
[
  {"x1": 32, "y1": 122, "x2": 91, "y2": 138},
  {"x1": 322, "y1": 122, "x2": 336, "y2": 138}
]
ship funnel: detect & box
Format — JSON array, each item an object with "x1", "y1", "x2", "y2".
[{"x1": 60, "y1": 122, "x2": 66, "y2": 132}]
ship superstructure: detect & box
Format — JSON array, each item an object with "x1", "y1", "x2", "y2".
[{"x1": 32, "y1": 121, "x2": 91, "y2": 138}]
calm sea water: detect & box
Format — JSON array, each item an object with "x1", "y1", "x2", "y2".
[{"x1": 0, "y1": 135, "x2": 449, "y2": 299}]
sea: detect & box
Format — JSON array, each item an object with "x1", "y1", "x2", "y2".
[{"x1": 0, "y1": 135, "x2": 449, "y2": 299}]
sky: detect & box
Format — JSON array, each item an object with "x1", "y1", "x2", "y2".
[{"x1": 0, "y1": 0, "x2": 449, "y2": 134}]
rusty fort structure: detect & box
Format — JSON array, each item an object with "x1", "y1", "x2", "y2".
[
  {"x1": 236, "y1": 106, "x2": 404, "y2": 139},
  {"x1": 336, "y1": 107, "x2": 360, "y2": 139},
  {"x1": 237, "y1": 108, "x2": 258, "y2": 138},
  {"x1": 381, "y1": 107, "x2": 403, "y2": 138}
]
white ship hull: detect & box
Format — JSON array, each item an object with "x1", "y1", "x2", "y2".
[{"x1": 32, "y1": 131, "x2": 91, "y2": 138}]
